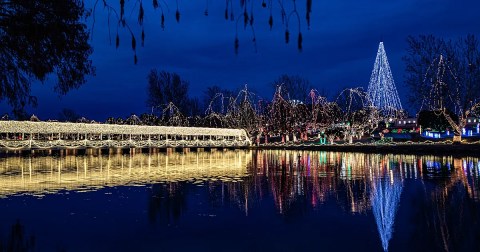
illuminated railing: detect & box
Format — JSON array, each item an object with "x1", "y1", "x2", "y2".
[{"x1": 0, "y1": 121, "x2": 251, "y2": 150}]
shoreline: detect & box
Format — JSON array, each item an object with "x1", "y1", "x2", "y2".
[
  {"x1": 1, "y1": 143, "x2": 479, "y2": 157},
  {"x1": 250, "y1": 143, "x2": 480, "y2": 156}
]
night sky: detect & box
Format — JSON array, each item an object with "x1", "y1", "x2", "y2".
[{"x1": 1, "y1": 0, "x2": 479, "y2": 120}]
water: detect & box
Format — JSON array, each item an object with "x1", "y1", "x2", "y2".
[{"x1": 0, "y1": 150, "x2": 479, "y2": 251}]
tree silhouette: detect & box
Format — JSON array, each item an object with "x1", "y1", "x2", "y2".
[
  {"x1": 0, "y1": 0, "x2": 94, "y2": 118},
  {"x1": 267, "y1": 85, "x2": 295, "y2": 134},
  {"x1": 271, "y1": 74, "x2": 311, "y2": 102},
  {"x1": 186, "y1": 97, "x2": 202, "y2": 117},
  {"x1": 58, "y1": 108, "x2": 81, "y2": 122},
  {"x1": 203, "y1": 85, "x2": 234, "y2": 114},
  {"x1": 146, "y1": 69, "x2": 190, "y2": 115}
]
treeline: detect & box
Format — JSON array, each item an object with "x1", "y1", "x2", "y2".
[{"x1": 145, "y1": 69, "x2": 315, "y2": 117}]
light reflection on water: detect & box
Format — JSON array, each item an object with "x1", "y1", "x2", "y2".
[
  {"x1": 251, "y1": 151, "x2": 480, "y2": 212},
  {"x1": 0, "y1": 150, "x2": 251, "y2": 197},
  {"x1": 0, "y1": 150, "x2": 479, "y2": 206},
  {"x1": 0, "y1": 150, "x2": 479, "y2": 251}
]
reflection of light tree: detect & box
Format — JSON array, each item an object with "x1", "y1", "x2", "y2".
[
  {"x1": 250, "y1": 150, "x2": 373, "y2": 215},
  {"x1": 269, "y1": 152, "x2": 296, "y2": 214},
  {"x1": 339, "y1": 153, "x2": 370, "y2": 213},
  {"x1": 247, "y1": 150, "x2": 310, "y2": 215},
  {"x1": 370, "y1": 167, "x2": 403, "y2": 252}
]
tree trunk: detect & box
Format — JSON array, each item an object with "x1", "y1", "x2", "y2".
[{"x1": 453, "y1": 133, "x2": 462, "y2": 143}]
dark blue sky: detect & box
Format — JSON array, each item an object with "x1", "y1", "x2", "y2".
[{"x1": 1, "y1": 0, "x2": 479, "y2": 120}]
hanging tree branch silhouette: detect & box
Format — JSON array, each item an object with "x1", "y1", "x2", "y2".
[
  {"x1": 88, "y1": 0, "x2": 313, "y2": 62},
  {"x1": 0, "y1": 0, "x2": 95, "y2": 118}
]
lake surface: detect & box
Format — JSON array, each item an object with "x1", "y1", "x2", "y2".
[{"x1": 0, "y1": 150, "x2": 479, "y2": 251}]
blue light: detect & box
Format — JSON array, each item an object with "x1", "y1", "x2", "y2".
[{"x1": 371, "y1": 178, "x2": 403, "y2": 252}]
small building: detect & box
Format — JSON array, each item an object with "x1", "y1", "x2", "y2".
[
  {"x1": 465, "y1": 117, "x2": 480, "y2": 127},
  {"x1": 394, "y1": 118, "x2": 418, "y2": 128}
]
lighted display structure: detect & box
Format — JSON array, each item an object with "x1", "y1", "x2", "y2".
[
  {"x1": 0, "y1": 121, "x2": 251, "y2": 150},
  {"x1": 367, "y1": 42, "x2": 403, "y2": 117}
]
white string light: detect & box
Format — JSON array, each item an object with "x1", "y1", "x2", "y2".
[
  {"x1": 367, "y1": 42, "x2": 403, "y2": 117},
  {"x1": 0, "y1": 121, "x2": 248, "y2": 137},
  {"x1": 371, "y1": 169, "x2": 403, "y2": 251},
  {"x1": 0, "y1": 121, "x2": 251, "y2": 149}
]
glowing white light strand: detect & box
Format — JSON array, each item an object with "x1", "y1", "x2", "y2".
[
  {"x1": 371, "y1": 176, "x2": 403, "y2": 251},
  {"x1": 0, "y1": 121, "x2": 248, "y2": 137},
  {"x1": 420, "y1": 54, "x2": 455, "y2": 112},
  {"x1": 0, "y1": 121, "x2": 251, "y2": 149},
  {"x1": 367, "y1": 42, "x2": 403, "y2": 117},
  {"x1": 335, "y1": 88, "x2": 380, "y2": 142}
]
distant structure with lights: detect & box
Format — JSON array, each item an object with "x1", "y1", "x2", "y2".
[
  {"x1": 0, "y1": 121, "x2": 251, "y2": 150},
  {"x1": 367, "y1": 42, "x2": 403, "y2": 118}
]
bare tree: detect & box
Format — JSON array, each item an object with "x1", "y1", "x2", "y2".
[
  {"x1": 266, "y1": 85, "x2": 295, "y2": 135},
  {"x1": 147, "y1": 69, "x2": 190, "y2": 115},
  {"x1": 186, "y1": 97, "x2": 202, "y2": 117},
  {"x1": 336, "y1": 88, "x2": 378, "y2": 142},
  {"x1": 271, "y1": 74, "x2": 312, "y2": 102},
  {"x1": 58, "y1": 108, "x2": 81, "y2": 122},
  {"x1": 404, "y1": 34, "x2": 480, "y2": 140},
  {"x1": 226, "y1": 86, "x2": 259, "y2": 134},
  {"x1": 203, "y1": 85, "x2": 234, "y2": 114},
  {"x1": 311, "y1": 94, "x2": 341, "y2": 132},
  {"x1": 403, "y1": 35, "x2": 457, "y2": 110}
]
